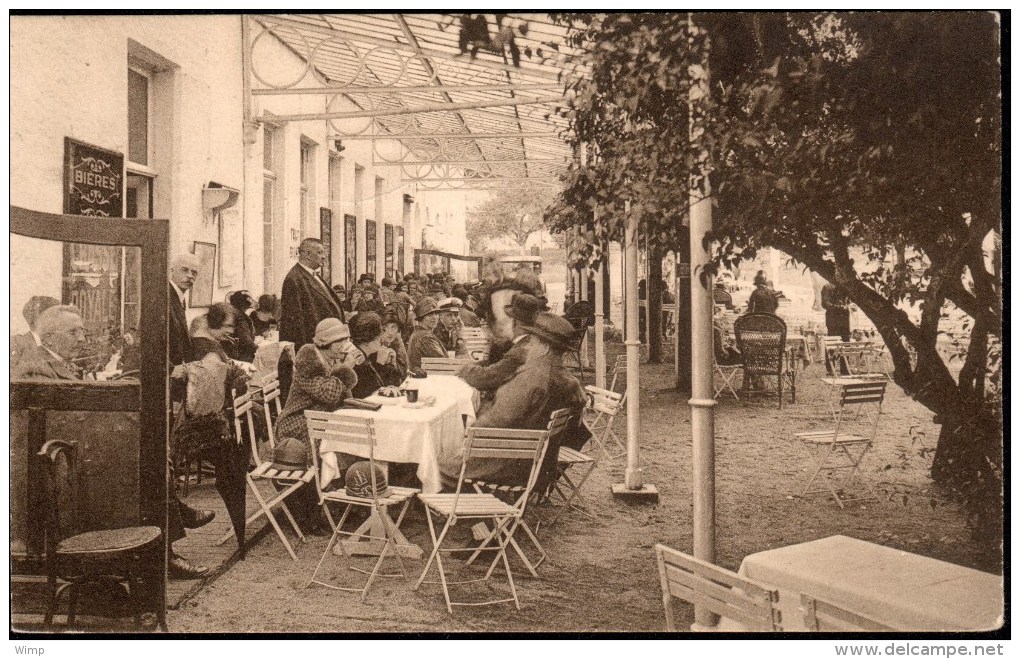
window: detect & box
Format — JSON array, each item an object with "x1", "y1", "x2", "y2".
[
  {"x1": 263, "y1": 126, "x2": 278, "y2": 293},
  {"x1": 127, "y1": 68, "x2": 149, "y2": 166},
  {"x1": 299, "y1": 139, "x2": 316, "y2": 239}
]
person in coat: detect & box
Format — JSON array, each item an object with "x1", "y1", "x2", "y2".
[
  {"x1": 406, "y1": 297, "x2": 448, "y2": 368},
  {"x1": 457, "y1": 292, "x2": 542, "y2": 397},
  {"x1": 439, "y1": 312, "x2": 588, "y2": 491},
  {"x1": 250, "y1": 293, "x2": 280, "y2": 338},
  {"x1": 168, "y1": 253, "x2": 200, "y2": 369},
  {"x1": 347, "y1": 312, "x2": 404, "y2": 398},
  {"x1": 279, "y1": 239, "x2": 346, "y2": 351},
  {"x1": 433, "y1": 297, "x2": 465, "y2": 355},
  {"x1": 746, "y1": 271, "x2": 779, "y2": 315},
  {"x1": 225, "y1": 291, "x2": 258, "y2": 362},
  {"x1": 10, "y1": 295, "x2": 60, "y2": 369},
  {"x1": 12, "y1": 305, "x2": 87, "y2": 380},
  {"x1": 380, "y1": 310, "x2": 410, "y2": 381},
  {"x1": 822, "y1": 281, "x2": 852, "y2": 375},
  {"x1": 275, "y1": 318, "x2": 362, "y2": 533}
]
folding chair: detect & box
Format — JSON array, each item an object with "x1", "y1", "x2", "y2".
[
  {"x1": 413, "y1": 422, "x2": 552, "y2": 613},
  {"x1": 255, "y1": 376, "x2": 284, "y2": 429},
  {"x1": 801, "y1": 593, "x2": 898, "y2": 631},
  {"x1": 421, "y1": 357, "x2": 475, "y2": 375},
  {"x1": 583, "y1": 385, "x2": 626, "y2": 459},
  {"x1": 655, "y1": 544, "x2": 781, "y2": 631},
  {"x1": 713, "y1": 363, "x2": 743, "y2": 401},
  {"x1": 796, "y1": 380, "x2": 887, "y2": 509},
  {"x1": 463, "y1": 409, "x2": 574, "y2": 572},
  {"x1": 545, "y1": 409, "x2": 601, "y2": 526},
  {"x1": 215, "y1": 388, "x2": 311, "y2": 560},
  {"x1": 304, "y1": 412, "x2": 419, "y2": 600}
]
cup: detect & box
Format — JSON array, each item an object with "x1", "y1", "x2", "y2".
[
  {"x1": 447, "y1": 350, "x2": 456, "y2": 359},
  {"x1": 404, "y1": 387, "x2": 419, "y2": 403}
]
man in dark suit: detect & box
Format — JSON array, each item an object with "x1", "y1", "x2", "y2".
[
  {"x1": 12, "y1": 305, "x2": 87, "y2": 380},
  {"x1": 166, "y1": 253, "x2": 215, "y2": 579},
  {"x1": 280, "y1": 238, "x2": 346, "y2": 350},
  {"x1": 10, "y1": 295, "x2": 61, "y2": 369}
]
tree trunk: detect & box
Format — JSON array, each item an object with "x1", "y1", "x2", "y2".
[{"x1": 648, "y1": 242, "x2": 663, "y2": 363}]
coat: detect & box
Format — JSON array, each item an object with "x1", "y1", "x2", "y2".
[
  {"x1": 351, "y1": 348, "x2": 405, "y2": 398},
  {"x1": 169, "y1": 281, "x2": 192, "y2": 368},
  {"x1": 279, "y1": 264, "x2": 347, "y2": 350},
  {"x1": 439, "y1": 352, "x2": 588, "y2": 490},
  {"x1": 12, "y1": 345, "x2": 82, "y2": 380},
  {"x1": 276, "y1": 343, "x2": 358, "y2": 463},
  {"x1": 407, "y1": 325, "x2": 447, "y2": 368},
  {"x1": 747, "y1": 286, "x2": 778, "y2": 315},
  {"x1": 821, "y1": 283, "x2": 851, "y2": 339},
  {"x1": 10, "y1": 332, "x2": 37, "y2": 369},
  {"x1": 457, "y1": 335, "x2": 530, "y2": 393},
  {"x1": 226, "y1": 310, "x2": 258, "y2": 362}
]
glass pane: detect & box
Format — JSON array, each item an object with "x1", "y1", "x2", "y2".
[{"x1": 128, "y1": 69, "x2": 149, "y2": 166}]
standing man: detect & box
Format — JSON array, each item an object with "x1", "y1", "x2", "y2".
[
  {"x1": 167, "y1": 253, "x2": 215, "y2": 579},
  {"x1": 280, "y1": 238, "x2": 346, "y2": 351},
  {"x1": 821, "y1": 280, "x2": 852, "y2": 375}
]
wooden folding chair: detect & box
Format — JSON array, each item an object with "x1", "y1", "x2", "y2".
[
  {"x1": 713, "y1": 363, "x2": 743, "y2": 401},
  {"x1": 304, "y1": 412, "x2": 419, "y2": 601},
  {"x1": 583, "y1": 385, "x2": 626, "y2": 459},
  {"x1": 655, "y1": 544, "x2": 781, "y2": 631},
  {"x1": 254, "y1": 376, "x2": 284, "y2": 430},
  {"x1": 215, "y1": 388, "x2": 311, "y2": 560},
  {"x1": 545, "y1": 409, "x2": 599, "y2": 526},
  {"x1": 413, "y1": 423, "x2": 551, "y2": 613},
  {"x1": 421, "y1": 356, "x2": 475, "y2": 375},
  {"x1": 797, "y1": 380, "x2": 887, "y2": 508},
  {"x1": 801, "y1": 593, "x2": 898, "y2": 631}
]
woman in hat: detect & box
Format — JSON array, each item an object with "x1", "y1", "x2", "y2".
[
  {"x1": 347, "y1": 312, "x2": 405, "y2": 398},
  {"x1": 355, "y1": 285, "x2": 386, "y2": 315},
  {"x1": 380, "y1": 309, "x2": 410, "y2": 377},
  {"x1": 250, "y1": 293, "x2": 280, "y2": 337},
  {"x1": 746, "y1": 270, "x2": 779, "y2": 315},
  {"x1": 226, "y1": 291, "x2": 259, "y2": 362},
  {"x1": 407, "y1": 297, "x2": 448, "y2": 369},
  {"x1": 439, "y1": 311, "x2": 589, "y2": 491},
  {"x1": 274, "y1": 318, "x2": 363, "y2": 533}
]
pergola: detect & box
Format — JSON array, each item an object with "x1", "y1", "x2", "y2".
[{"x1": 241, "y1": 13, "x2": 719, "y2": 628}]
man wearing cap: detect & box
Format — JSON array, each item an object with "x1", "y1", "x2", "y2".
[
  {"x1": 407, "y1": 297, "x2": 448, "y2": 369},
  {"x1": 433, "y1": 297, "x2": 465, "y2": 355},
  {"x1": 457, "y1": 292, "x2": 542, "y2": 398},
  {"x1": 280, "y1": 238, "x2": 347, "y2": 351},
  {"x1": 440, "y1": 311, "x2": 588, "y2": 490}
]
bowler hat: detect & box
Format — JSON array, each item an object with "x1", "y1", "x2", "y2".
[
  {"x1": 345, "y1": 461, "x2": 391, "y2": 498},
  {"x1": 271, "y1": 437, "x2": 309, "y2": 471},
  {"x1": 523, "y1": 312, "x2": 576, "y2": 353},
  {"x1": 504, "y1": 293, "x2": 544, "y2": 325},
  {"x1": 313, "y1": 318, "x2": 351, "y2": 348},
  {"x1": 415, "y1": 297, "x2": 442, "y2": 320}
]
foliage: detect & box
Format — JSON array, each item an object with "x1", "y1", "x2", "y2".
[
  {"x1": 547, "y1": 11, "x2": 1002, "y2": 542},
  {"x1": 466, "y1": 183, "x2": 562, "y2": 253}
]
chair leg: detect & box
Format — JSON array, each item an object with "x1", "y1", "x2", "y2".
[
  {"x1": 307, "y1": 523, "x2": 345, "y2": 588},
  {"x1": 246, "y1": 476, "x2": 298, "y2": 560},
  {"x1": 65, "y1": 585, "x2": 80, "y2": 626},
  {"x1": 44, "y1": 574, "x2": 60, "y2": 626}
]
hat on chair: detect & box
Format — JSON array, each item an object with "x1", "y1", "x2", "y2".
[
  {"x1": 344, "y1": 461, "x2": 391, "y2": 498},
  {"x1": 523, "y1": 312, "x2": 577, "y2": 353},
  {"x1": 270, "y1": 437, "x2": 309, "y2": 471}
]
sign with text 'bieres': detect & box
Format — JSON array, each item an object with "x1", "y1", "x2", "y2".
[{"x1": 64, "y1": 138, "x2": 124, "y2": 217}]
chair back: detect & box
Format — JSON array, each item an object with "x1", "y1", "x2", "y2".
[
  {"x1": 801, "y1": 593, "x2": 896, "y2": 632},
  {"x1": 37, "y1": 439, "x2": 81, "y2": 561},
  {"x1": 834, "y1": 380, "x2": 887, "y2": 440},
  {"x1": 460, "y1": 327, "x2": 487, "y2": 341},
  {"x1": 233, "y1": 388, "x2": 261, "y2": 464},
  {"x1": 452, "y1": 424, "x2": 550, "y2": 517},
  {"x1": 609, "y1": 355, "x2": 628, "y2": 395},
  {"x1": 304, "y1": 411, "x2": 379, "y2": 502},
  {"x1": 252, "y1": 377, "x2": 283, "y2": 448},
  {"x1": 734, "y1": 313, "x2": 788, "y2": 377},
  {"x1": 421, "y1": 357, "x2": 474, "y2": 375},
  {"x1": 536, "y1": 408, "x2": 575, "y2": 496},
  {"x1": 585, "y1": 385, "x2": 624, "y2": 418},
  {"x1": 563, "y1": 300, "x2": 595, "y2": 330},
  {"x1": 655, "y1": 544, "x2": 781, "y2": 632}
]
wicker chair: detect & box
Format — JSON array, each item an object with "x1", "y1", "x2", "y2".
[{"x1": 734, "y1": 313, "x2": 796, "y2": 409}]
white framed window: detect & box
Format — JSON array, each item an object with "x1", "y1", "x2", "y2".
[{"x1": 263, "y1": 125, "x2": 279, "y2": 293}]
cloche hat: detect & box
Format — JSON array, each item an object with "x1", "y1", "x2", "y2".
[{"x1": 313, "y1": 318, "x2": 351, "y2": 348}]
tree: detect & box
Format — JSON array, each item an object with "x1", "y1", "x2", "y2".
[
  {"x1": 466, "y1": 183, "x2": 561, "y2": 253},
  {"x1": 546, "y1": 12, "x2": 1002, "y2": 542}
]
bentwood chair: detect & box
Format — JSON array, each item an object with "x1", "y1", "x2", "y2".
[
  {"x1": 655, "y1": 544, "x2": 781, "y2": 632},
  {"x1": 796, "y1": 380, "x2": 887, "y2": 508},
  {"x1": 216, "y1": 388, "x2": 310, "y2": 559},
  {"x1": 304, "y1": 412, "x2": 419, "y2": 601},
  {"x1": 421, "y1": 357, "x2": 475, "y2": 376},
  {"x1": 801, "y1": 593, "x2": 899, "y2": 631},
  {"x1": 37, "y1": 439, "x2": 165, "y2": 630},
  {"x1": 414, "y1": 422, "x2": 553, "y2": 613},
  {"x1": 734, "y1": 313, "x2": 796, "y2": 409}
]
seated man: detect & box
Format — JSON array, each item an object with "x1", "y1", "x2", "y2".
[
  {"x1": 434, "y1": 297, "x2": 465, "y2": 355},
  {"x1": 13, "y1": 304, "x2": 87, "y2": 380},
  {"x1": 440, "y1": 312, "x2": 588, "y2": 491},
  {"x1": 457, "y1": 292, "x2": 542, "y2": 398},
  {"x1": 11, "y1": 295, "x2": 61, "y2": 369}
]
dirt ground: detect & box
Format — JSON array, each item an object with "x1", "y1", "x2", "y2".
[{"x1": 168, "y1": 349, "x2": 1001, "y2": 634}]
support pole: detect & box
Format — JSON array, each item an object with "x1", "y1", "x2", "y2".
[
  {"x1": 687, "y1": 15, "x2": 718, "y2": 631},
  {"x1": 595, "y1": 227, "x2": 606, "y2": 389},
  {"x1": 613, "y1": 200, "x2": 658, "y2": 502}
]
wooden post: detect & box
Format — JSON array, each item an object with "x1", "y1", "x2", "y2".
[
  {"x1": 688, "y1": 15, "x2": 718, "y2": 631},
  {"x1": 613, "y1": 200, "x2": 658, "y2": 502}
]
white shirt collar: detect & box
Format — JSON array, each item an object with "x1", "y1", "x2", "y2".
[
  {"x1": 512, "y1": 333, "x2": 528, "y2": 345},
  {"x1": 299, "y1": 262, "x2": 320, "y2": 277},
  {"x1": 30, "y1": 330, "x2": 41, "y2": 346},
  {"x1": 169, "y1": 280, "x2": 187, "y2": 306}
]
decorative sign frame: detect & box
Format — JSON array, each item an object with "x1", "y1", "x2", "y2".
[{"x1": 190, "y1": 241, "x2": 217, "y2": 308}]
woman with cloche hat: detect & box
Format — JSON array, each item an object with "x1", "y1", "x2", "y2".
[
  {"x1": 274, "y1": 318, "x2": 364, "y2": 533},
  {"x1": 407, "y1": 296, "x2": 448, "y2": 369}
]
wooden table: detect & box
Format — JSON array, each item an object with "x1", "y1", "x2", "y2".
[
  {"x1": 318, "y1": 375, "x2": 479, "y2": 558},
  {"x1": 735, "y1": 535, "x2": 1003, "y2": 631}
]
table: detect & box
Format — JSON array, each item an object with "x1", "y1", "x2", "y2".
[
  {"x1": 786, "y1": 333, "x2": 813, "y2": 368},
  {"x1": 734, "y1": 535, "x2": 1003, "y2": 631}
]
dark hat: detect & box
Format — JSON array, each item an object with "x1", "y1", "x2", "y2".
[
  {"x1": 271, "y1": 437, "x2": 309, "y2": 472},
  {"x1": 349, "y1": 311, "x2": 383, "y2": 344},
  {"x1": 504, "y1": 293, "x2": 544, "y2": 325},
  {"x1": 256, "y1": 293, "x2": 280, "y2": 314},
  {"x1": 524, "y1": 313, "x2": 577, "y2": 353},
  {"x1": 415, "y1": 297, "x2": 441, "y2": 319},
  {"x1": 754, "y1": 271, "x2": 768, "y2": 286},
  {"x1": 345, "y1": 461, "x2": 391, "y2": 499},
  {"x1": 381, "y1": 277, "x2": 395, "y2": 287}
]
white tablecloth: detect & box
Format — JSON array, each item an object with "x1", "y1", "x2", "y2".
[
  {"x1": 733, "y1": 535, "x2": 1003, "y2": 631},
  {"x1": 318, "y1": 375, "x2": 479, "y2": 494}
]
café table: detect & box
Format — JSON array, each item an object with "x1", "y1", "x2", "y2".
[
  {"x1": 786, "y1": 333, "x2": 813, "y2": 369},
  {"x1": 317, "y1": 374, "x2": 479, "y2": 557},
  {"x1": 729, "y1": 535, "x2": 1003, "y2": 631}
]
